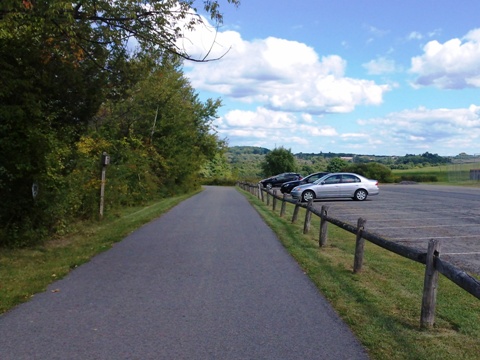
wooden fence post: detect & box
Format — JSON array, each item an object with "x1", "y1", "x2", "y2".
[
  {"x1": 272, "y1": 190, "x2": 277, "y2": 211},
  {"x1": 353, "y1": 218, "x2": 366, "y2": 273},
  {"x1": 421, "y1": 239, "x2": 441, "y2": 328},
  {"x1": 292, "y1": 200, "x2": 301, "y2": 223},
  {"x1": 303, "y1": 199, "x2": 313, "y2": 234},
  {"x1": 260, "y1": 185, "x2": 264, "y2": 202},
  {"x1": 280, "y1": 193, "x2": 287, "y2": 217},
  {"x1": 266, "y1": 191, "x2": 270, "y2": 206},
  {"x1": 319, "y1": 205, "x2": 329, "y2": 247}
]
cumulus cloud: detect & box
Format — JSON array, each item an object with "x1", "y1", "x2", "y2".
[
  {"x1": 215, "y1": 107, "x2": 339, "y2": 150},
  {"x1": 363, "y1": 57, "x2": 398, "y2": 75},
  {"x1": 410, "y1": 29, "x2": 480, "y2": 89},
  {"x1": 181, "y1": 21, "x2": 391, "y2": 114},
  {"x1": 357, "y1": 105, "x2": 480, "y2": 154}
]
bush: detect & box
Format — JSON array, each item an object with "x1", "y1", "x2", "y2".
[
  {"x1": 395, "y1": 175, "x2": 438, "y2": 183},
  {"x1": 201, "y1": 177, "x2": 237, "y2": 186},
  {"x1": 345, "y1": 162, "x2": 394, "y2": 183}
]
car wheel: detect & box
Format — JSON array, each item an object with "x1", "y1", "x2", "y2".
[
  {"x1": 353, "y1": 189, "x2": 368, "y2": 201},
  {"x1": 265, "y1": 183, "x2": 273, "y2": 190},
  {"x1": 302, "y1": 190, "x2": 315, "y2": 202}
]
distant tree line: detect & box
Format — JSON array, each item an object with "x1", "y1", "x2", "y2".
[{"x1": 226, "y1": 147, "x2": 456, "y2": 182}]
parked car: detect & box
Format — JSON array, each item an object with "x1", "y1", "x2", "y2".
[
  {"x1": 260, "y1": 172, "x2": 303, "y2": 189},
  {"x1": 291, "y1": 172, "x2": 379, "y2": 202},
  {"x1": 280, "y1": 172, "x2": 330, "y2": 194}
]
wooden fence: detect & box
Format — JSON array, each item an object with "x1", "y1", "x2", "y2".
[{"x1": 238, "y1": 181, "x2": 480, "y2": 328}]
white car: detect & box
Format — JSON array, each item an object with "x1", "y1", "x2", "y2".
[{"x1": 290, "y1": 172, "x2": 379, "y2": 202}]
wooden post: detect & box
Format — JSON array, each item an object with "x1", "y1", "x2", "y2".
[
  {"x1": 292, "y1": 200, "x2": 301, "y2": 223},
  {"x1": 280, "y1": 193, "x2": 287, "y2": 217},
  {"x1": 272, "y1": 190, "x2": 277, "y2": 211},
  {"x1": 353, "y1": 218, "x2": 367, "y2": 273},
  {"x1": 319, "y1": 205, "x2": 329, "y2": 247},
  {"x1": 303, "y1": 199, "x2": 313, "y2": 234},
  {"x1": 99, "y1": 152, "x2": 109, "y2": 220},
  {"x1": 260, "y1": 185, "x2": 264, "y2": 202},
  {"x1": 266, "y1": 191, "x2": 270, "y2": 206},
  {"x1": 421, "y1": 239, "x2": 441, "y2": 328}
]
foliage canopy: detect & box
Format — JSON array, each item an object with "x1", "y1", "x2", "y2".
[
  {"x1": 261, "y1": 147, "x2": 297, "y2": 177},
  {"x1": 0, "y1": 0, "x2": 238, "y2": 246}
]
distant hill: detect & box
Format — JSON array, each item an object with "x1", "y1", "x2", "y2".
[
  {"x1": 227, "y1": 146, "x2": 270, "y2": 156},
  {"x1": 226, "y1": 147, "x2": 268, "y2": 179}
]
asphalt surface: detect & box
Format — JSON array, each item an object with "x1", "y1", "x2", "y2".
[
  {"x1": 0, "y1": 186, "x2": 369, "y2": 359},
  {"x1": 304, "y1": 184, "x2": 480, "y2": 275}
]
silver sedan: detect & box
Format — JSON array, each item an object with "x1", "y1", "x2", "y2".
[{"x1": 290, "y1": 172, "x2": 379, "y2": 202}]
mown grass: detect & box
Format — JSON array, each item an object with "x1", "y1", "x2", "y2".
[
  {"x1": 393, "y1": 163, "x2": 480, "y2": 186},
  {"x1": 0, "y1": 191, "x2": 198, "y2": 314},
  {"x1": 241, "y1": 189, "x2": 480, "y2": 360}
]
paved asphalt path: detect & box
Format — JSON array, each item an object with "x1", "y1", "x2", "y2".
[{"x1": 0, "y1": 186, "x2": 369, "y2": 359}]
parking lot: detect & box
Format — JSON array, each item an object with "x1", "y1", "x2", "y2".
[{"x1": 287, "y1": 184, "x2": 480, "y2": 275}]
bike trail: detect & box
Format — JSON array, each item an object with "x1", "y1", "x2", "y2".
[{"x1": 0, "y1": 186, "x2": 369, "y2": 359}]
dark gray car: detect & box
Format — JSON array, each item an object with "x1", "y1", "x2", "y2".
[{"x1": 260, "y1": 172, "x2": 302, "y2": 189}]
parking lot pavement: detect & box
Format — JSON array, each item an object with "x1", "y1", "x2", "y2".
[{"x1": 295, "y1": 184, "x2": 480, "y2": 275}]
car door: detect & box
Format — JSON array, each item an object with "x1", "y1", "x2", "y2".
[
  {"x1": 338, "y1": 174, "x2": 360, "y2": 197},
  {"x1": 273, "y1": 174, "x2": 286, "y2": 186},
  {"x1": 315, "y1": 174, "x2": 342, "y2": 198}
]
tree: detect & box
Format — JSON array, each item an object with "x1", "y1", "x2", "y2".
[
  {"x1": 0, "y1": 0, "x2": 240, "y2": 63},
  {"x1": 261, "y1": 147, "x2": 297, "y2": 176},
  {"x1": 326, "y1": 157, "x2": 349, "y2": 172},
  {"x1": 0, "y1": 0, "x2": 238, "y2": 246}
]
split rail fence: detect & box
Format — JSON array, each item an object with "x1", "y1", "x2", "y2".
[{"x1": 238, "y1": 181, "x2": 480, "y2": 329}]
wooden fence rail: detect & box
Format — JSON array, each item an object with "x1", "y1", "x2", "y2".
[{"x1": 237, "y1": 181, "x2": 480, "y2": 328}]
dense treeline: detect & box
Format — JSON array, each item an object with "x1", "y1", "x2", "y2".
[
  {"x1": 227, "y1": 146, "x2": 457, "y2": 181},
  {"x1": 0, "y1": 0, "x2": 238, "y2": 246}
]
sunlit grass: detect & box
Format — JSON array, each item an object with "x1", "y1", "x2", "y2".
[{"x1": 393, "y1": 162, "x2": 480, "y2": 186}]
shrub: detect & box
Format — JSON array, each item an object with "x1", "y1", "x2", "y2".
[{"x1": 345, "y1": 162, "x2": 394, "y2": 183}]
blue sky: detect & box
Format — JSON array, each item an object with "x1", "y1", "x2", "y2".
[{"x1": 181, "y1": 0, "x2": 480, "y2": 156}]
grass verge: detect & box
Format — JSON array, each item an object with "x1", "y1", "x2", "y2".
[
  {"x1": 240, "y1": 188, "x2": 480, "y2": 360},
  {"x1": 392, "y1": 163, "x2": 480, "y2": 186},
  {"x1": 0, "y1": 191, "x2": 198, "y2": 314}
]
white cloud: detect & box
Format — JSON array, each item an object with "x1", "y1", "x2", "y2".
[
  {"x1": 408, "y1": 31, "x2": 423, "y2": 40},
  {"x1": 363, "y1": 57, "x2": 397, "y2": 75},
  {"x1": 410, "y1": 29, "x2": 480, "y2": 89},
  {"x1": 182, "y1": 22, "x2": 391, "y2": 114},
  {"x1": 364, "y1": 24, "x2": 389, "y2": 38},
  {"x1": 215, "y1": 107, "x2": 340, "y2": 150},
  {"x1": 357, "y1": 105, "x2": 480, "y2": 154}
]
